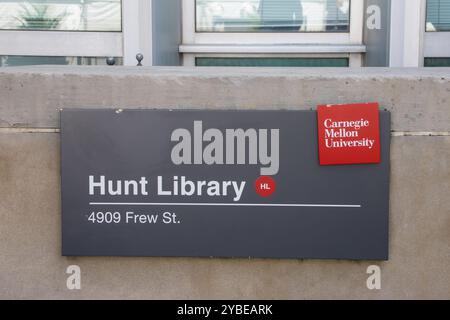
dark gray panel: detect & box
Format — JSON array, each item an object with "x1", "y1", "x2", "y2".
[
  {"x1": 364, "y1": 0, "x2": 391, "y2": 67},
  {"x1": 152, "y1": 0, "x2": 181, "y2": 66},
  {"x1": 61, "y1": 109, "x2": 390, "y2": 260}
]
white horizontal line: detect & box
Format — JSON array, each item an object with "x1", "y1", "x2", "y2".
[
  {"x1": 4, "y1": 128, "x2": 447, "y2": 137},
  {"x1": 89, "y1": 202, "x2": 361, "y2": 208},
  {"x1": 0, "y1": 128, "x2": 60, "y2": 133},
  {"x1": 391, "y1": 131, "x2": 450, "y2": 137},
  {"x1": 1, "y1": 127, "x2": 449, "y2": 137}
]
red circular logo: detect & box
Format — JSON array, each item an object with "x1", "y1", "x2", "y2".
[{"x1": 255, "y1": 176, "x2": 276, "y2": 197}]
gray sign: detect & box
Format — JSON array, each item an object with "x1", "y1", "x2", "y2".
[{"x1": 61, "y1": 109, "x2": 390, "y2": 260}]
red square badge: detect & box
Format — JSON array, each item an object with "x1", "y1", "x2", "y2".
[{"x1": 317, "y1": 102, "x2": 381, "y2": 165}]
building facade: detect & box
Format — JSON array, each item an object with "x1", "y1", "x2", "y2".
[
  {"x1": 0, "y1": 1, "x2": 449, "y2": 301},
  {"x1": 0, "y1": 0, "x2": 449, "y2": 68}
]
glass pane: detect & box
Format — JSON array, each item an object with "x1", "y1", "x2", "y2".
[
  {"x1": 196, "y1": 0, "x2": 350, "y2": 32},
  {"x1": 424, "y1": 57, "x2": 450, "y2": 66},
  {"x1": 0, "y1": 55, "x2": 123, "y2": 66},
  {"x1": 196, "y1": 57, "x2": 349, "y2": 67},
  {"x1": 0, "y1": 0, "x2": 121, "y2": 31},
  {"x1": 426, "y1": 0, "x2": 450, "y2": 31}
]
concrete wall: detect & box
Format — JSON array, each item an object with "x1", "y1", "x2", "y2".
[{"x1": 0, "y1": 66, "x2": 449, "y2": 299}]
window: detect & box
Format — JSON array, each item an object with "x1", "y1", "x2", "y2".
[
  {"x1": 426, "y1": 0, "x2": 450, "y2": 32},
  {"x1": 196, "y1": 57, "x2": 348, "y2": 66},
  {"x1": 0, "y1": 1, "x2": 123, "y2": 66},
  {"x1": 0, "y1": 0, "x2": 121, "y2": 31},
  {"x1": 0, "y1": 55, "x2": 122, "y2": 67},
  {"x1": 424, "y1": 57, "x2": 450, "y2": 66},
  {"x1": 182, "y1": 0, "x2": 364, "y2": 67},
  {"x1": 196, "y1": 0, "x2": 350, "y2": 32}
]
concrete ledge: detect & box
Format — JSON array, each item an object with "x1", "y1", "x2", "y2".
[{"x1": 0, "y1": 66, "x2": 449, "y2": 131}]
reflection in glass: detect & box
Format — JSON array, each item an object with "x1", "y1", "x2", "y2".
[
  {"x1": 0, "y1": 0, "x2": 121, "y2": 31},
  {"x1": 196, "y1": 57, "x2": 349, "y2": 67},
  {"x1": 424, "y1": 57, "x2": 450, "y2": 66},
  {"x1": 426, "y1": 0, "x2": 450, "y2": 31},
  {"x1": 0, "y1": 55, "x2": 123, "y2": 66},
  {"x1": 196, "y1": 0, "x2": 350, "y2": 32}
]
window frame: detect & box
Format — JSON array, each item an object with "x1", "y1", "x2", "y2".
[
  {"x1": 0, "y1": 30, "x2": 122, "y2": 57},
  {"x1": 181, "y1": 0, "x2": 364, "y2": 67},
  {"x1": 0, "y1": 0, "x2": 124, "y2": 61},
  {"x1": 183, "y1": 0, "x2": 363, "y2": 44}
]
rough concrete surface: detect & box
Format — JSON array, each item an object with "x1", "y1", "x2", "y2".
[
  {"x1": 0, "y1": 66, "x2": 449, "y2": 131},
  {"x1": 0, "y1": 67, "x2": 449, "y2": 299}
]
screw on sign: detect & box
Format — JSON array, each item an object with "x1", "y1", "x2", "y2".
[{"x1": 255, "y1": 176, "x2": 276, "y2": 197}]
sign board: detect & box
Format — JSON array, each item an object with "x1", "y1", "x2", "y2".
[
  {"x1": 61, "y1": 109, "x2": 390, "y2": 260},
  {"x1": 317, "y1": 102, "x2": 381, "y2": 165}
]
